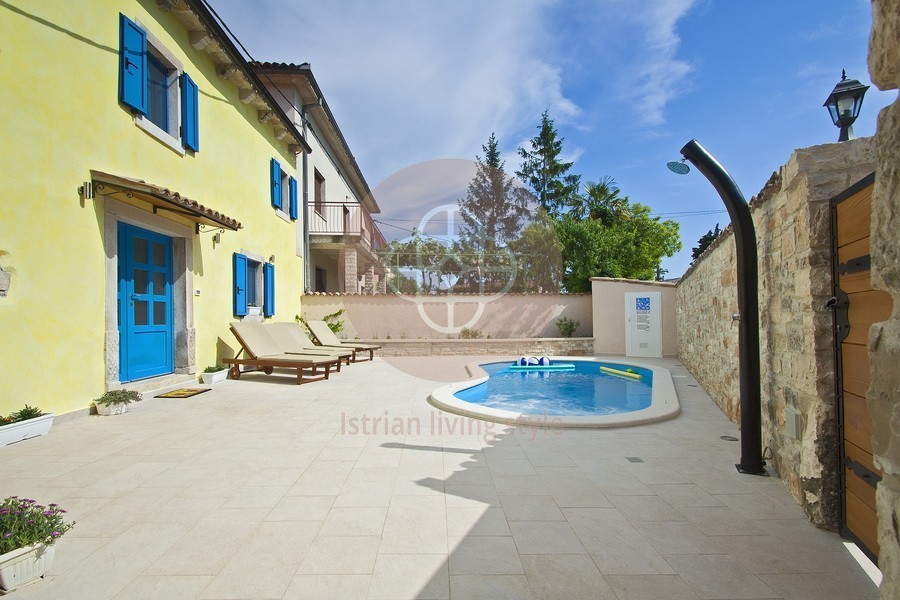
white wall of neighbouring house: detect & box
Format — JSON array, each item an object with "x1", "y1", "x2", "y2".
[{"x1": 590, "y1": 278, "x2": 677, "y2": 356}]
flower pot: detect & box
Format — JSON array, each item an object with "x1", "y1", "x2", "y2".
[
  {"x1": 200, "y1": 369, "x2": 228, "y2": 385},
  {"x1": 0, "y1": 414, "x2": 55, "y2": 447},
  {"x1": 0, "y1": 543, "x2": 55, "y2": 593},
  {"x1": 95, "y1": 402, "x2": 129, "y2": 416}
]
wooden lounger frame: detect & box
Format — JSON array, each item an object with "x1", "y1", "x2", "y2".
[
  {"x1": 223, "y1": 351, "x2": 336, "y2": 385},
  {"x1": 314, "y1": 345, "x2": 375, "y2": 363}
]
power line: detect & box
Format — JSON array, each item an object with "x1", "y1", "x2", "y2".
[{"x1": 375, "y1": 209, "x2": 727, "y2": 224}]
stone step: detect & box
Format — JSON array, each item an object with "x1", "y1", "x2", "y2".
[{"x1": 111, "y1": 373, "x2": 198, "y2": 396}]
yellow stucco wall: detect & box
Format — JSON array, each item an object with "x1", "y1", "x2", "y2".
[{"x1": 0, "y1": 0, "x2": 305, "y2": 416}]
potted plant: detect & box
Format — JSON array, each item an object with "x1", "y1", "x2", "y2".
[
  {"x1": 0, "y1": 496, "x2": 74, "y2": 593},
  {"x1": 200, "y1": 364, "x2": 228, "y2": 384},
  {"x1": 0, "y1": 406, "x2": 54, "y2": 448},
  {"x1": 92, "y1": 389, "x2": 141, "y2": 416}
]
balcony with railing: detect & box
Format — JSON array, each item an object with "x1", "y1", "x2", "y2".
[{"x1": 308, "y1": 202, "x2": 386, "y2": 253}]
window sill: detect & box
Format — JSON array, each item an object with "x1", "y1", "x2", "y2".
[
  {"x1": 135, "y1": 116, "x2": 186, "y2": 156},
  {"x1": 275, "y1": 209, "x2": 292, "y2": 223}
]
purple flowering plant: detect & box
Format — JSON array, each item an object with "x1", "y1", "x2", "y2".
[{"x1": 0, "y1": 497, "x2": 74, "y2": 554}]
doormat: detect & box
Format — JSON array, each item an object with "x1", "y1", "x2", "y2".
[{"x1": 154, "y1": 388, "x2": 211, "y2": 398}]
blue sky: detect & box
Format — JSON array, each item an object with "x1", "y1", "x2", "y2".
[{"x1": 213, "y1": 0, "x2": 893, "y2": 277}]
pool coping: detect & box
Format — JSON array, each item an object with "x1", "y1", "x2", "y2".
[{"x1": 427, "y1": 357, "x2": 681, "y2": 428}]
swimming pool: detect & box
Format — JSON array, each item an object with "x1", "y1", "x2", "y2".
[
  {"x1": 455, "y1": 361, "x2": 653, "y2": 416},
  {"x1": 428, "y1": 357, "x2": 679, "y2": 428}
]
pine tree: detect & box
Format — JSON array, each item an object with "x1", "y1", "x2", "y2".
[
  {"x1": 456, "y1": 133, "x2": 530, "y2": 293},
  {"x1": 691, "y1": 224, "x2": 721, "y2": 262},
  {"x1": 516, "y1": 110, "x2": 581, "y2": 216},
  {"x1": 458, "y1": 133, "x2": 529, "y2": 246}
]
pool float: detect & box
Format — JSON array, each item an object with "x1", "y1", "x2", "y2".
[
  {"x1": 510, "y1": 356, "x2": 575, "y2": 371},
  {"x1": 600, "y1": 366, "x2": 642, "y2": 380}
]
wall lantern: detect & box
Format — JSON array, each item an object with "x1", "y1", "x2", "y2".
[{"x1": 823, "y1": 70, "x2": 869, "y2": 142}]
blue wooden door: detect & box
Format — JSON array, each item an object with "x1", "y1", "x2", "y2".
[{"x1": 118, "y1": 223, "x2": 174, "y2": 381}]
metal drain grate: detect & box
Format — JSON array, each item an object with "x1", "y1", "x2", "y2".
[{"x1": 626, "y1": 457, "x2": 644, "y2": 463}]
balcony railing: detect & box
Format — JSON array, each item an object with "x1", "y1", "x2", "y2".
[{"x1": 308, "y1": 202, "x2": 386, "y2": 252}]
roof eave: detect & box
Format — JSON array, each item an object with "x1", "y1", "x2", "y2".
[
  {"x1": 160, "y1": 0, "x2": 312, "y2": 155},
  {"x1": 252, "y1": 62, "x2": 380, "y2": 214}
]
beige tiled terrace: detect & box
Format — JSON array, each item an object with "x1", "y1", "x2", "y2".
[{"x1": 0, "y1": 357, "x2": 880, "y2": 599}]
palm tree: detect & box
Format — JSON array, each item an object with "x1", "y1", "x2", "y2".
[{"x1": 575, "y1": 177, "x2": 628, "y2": 224}]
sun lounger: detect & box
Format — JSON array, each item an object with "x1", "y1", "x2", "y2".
[
  {"x1": 224, "y1": 322, "x2": 339, "y2": 384},
  {"x1": 306, "y1": 320, "x2": 380, "y2": 362},
  {"x1": 277, "y1": 321, "x2": 369, "y2": 363},
  {"x1": 267, "y1": 322, "x2": 353, "y2": 365}
]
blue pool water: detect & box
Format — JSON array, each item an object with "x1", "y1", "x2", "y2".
[{"x1": 454, "y1": 361, "x2": 653, "y2": 416}]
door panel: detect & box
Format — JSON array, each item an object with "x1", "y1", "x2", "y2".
[
  {"x1": 843, "y1": 392, "x2": 873, "y2": 454},
  {"x1": 835, "y1": 186, "x2": 871, "y2": 246},
  {"x1": 832, "y1": 174, "x2": 886, "y2": 563},
  {"x1": 840, "y1": 343, "x2": 869, "y2": 399},
  {"x1": 118, "y1": 223, "x2": 174, "y2": 381},
  {"x1": 845, "y1": 491, "x2": 880, "y2": 557},
  {"x1": 845, "y1": 290, "x2": 894, "y2": 345},
  {"x1": 845, "y1": 441, "x2": 878, "y2": 509}
]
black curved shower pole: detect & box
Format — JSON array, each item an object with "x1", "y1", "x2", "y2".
[{"x1": 680, "y1": 139, "x2": 767, "y2": 476}]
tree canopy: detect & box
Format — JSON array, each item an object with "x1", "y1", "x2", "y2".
[
  {"x1": 554, "y1": 197, "x2": 681, "y2": 292},
  {"x1": 381, "y1": 116, "x2": 682, "y2": 296},
  {"x1": 458, "y1": 133, "x2": 530, "y2": 246},
  {"x1": 691, "y1": 224, "x2": 721, "y2": 263},
  {"x1": 516, "y1": 111, "x2": 581, "y2": 217}
]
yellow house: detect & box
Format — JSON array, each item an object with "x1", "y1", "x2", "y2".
[{"x1": 0, "y1": 0, "x2": 314, "y2": 417}]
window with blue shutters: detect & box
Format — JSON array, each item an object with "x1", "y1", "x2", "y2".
[
  {"x1": 289, "y1": 176, "x2": 298, "y2": 220},
  {"x1": 271, "y1": 159, "x2": 284, "y2": 210},
  {"x1": 119, "y1": 14, "x2": 147, "y2": 114},
  {"x1": 119, "y1": 15, "x2": 200, "y2": 155},
  {"x1": 147, "y1": 53, "x2": 171, "y2": 131},
  {"x1": 270, "y1": 160, "x2": 297, "y2": 220},
  {"x1": 235, "y1": 253, "x2": 274, "y2": 318},
  {"x1": 263, "y1": 263, "x2": 275, "y2": 317},
  {"x1": 233, "y1": 253, "x2": 248, "y2": 317},
  {"x1": 181, "y1": 73, "x2": 199, "y2": 152}
]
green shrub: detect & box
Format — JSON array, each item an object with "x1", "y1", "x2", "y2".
[
  {"x1": 296, "y1": 309, "x2": 345, "y2": 335},
  {"x1": 203, "y1": 364, "x2": 225, "y2": 373},
  {"x1": 1, "y1": 405, "x2": 44, "y2": 425},
  {"x1": 94, "y1": 389, "x2": 142, "y2": 406},
  {"x1": 459, "y1": 327, "x2": 484, "y2": 339},
  {"x1": 556, "y1": 316, "x2": 579, "y2": 338}
]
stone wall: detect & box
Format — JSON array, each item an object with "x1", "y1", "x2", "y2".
[
  {"x1": 676, "y1": 138, "x2": 876, "y2": 528},
  {"x1": 301, "y1": 293, "x2": 593, "y2": 339},
  {"x1": 360, "y1": 338, "x2": 595, "y2": 357},
  {"x1": 868, "y1": 0, "x2": 900, "y2": 595}
]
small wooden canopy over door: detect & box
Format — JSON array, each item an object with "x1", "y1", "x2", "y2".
[{"x1": 830, "y1": 172, "x2": 892, "y2": 563}]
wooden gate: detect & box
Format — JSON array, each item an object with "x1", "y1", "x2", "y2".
[{"x1": 830, "y1": 172, "x2": 892, "y2": 562}]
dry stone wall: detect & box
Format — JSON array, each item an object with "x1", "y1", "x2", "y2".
[
  {"x1": 676, "y1": 138, "x2": 876, "y2": 529},
  {"x1": 361, "y1": 338, "x2": 595, "y2": 357},
  {"x1": 867, "y1": 0, "x2": 900, "y2": 595}
]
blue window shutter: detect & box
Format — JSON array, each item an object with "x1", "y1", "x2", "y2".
[
  {"x1": 233, "y1": 253, "x2": 248, "y2": 317},
  {"x1": 270, "y1": 159, "x2": 283, "y2": 210},
  {"x1": 263, "y1": 263, "x2": 275, "y2": 317},
  {"x1": 289, "y1": 176, "x2": 298, "y2": 220},
  {"x1": 181, "y1": 72, "x2": 199, "y2": 151},
  {"x1": 119, "y1": 14, "x2": 147, "y2": 114}
]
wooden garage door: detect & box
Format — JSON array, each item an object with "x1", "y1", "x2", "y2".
[{"x1": 830, "y1": 173, "x2": 892, "y2": 563}]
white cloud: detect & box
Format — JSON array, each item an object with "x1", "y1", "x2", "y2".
[
  {"x1": 212, "y1": 0, "x2": 579, "y2": 184},
  {"x1": 611, "y1": 0, "x2": 698, "y2": 126}
]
